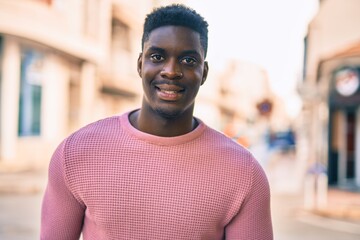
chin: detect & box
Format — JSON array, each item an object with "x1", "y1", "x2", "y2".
[{"x1": 155, "y1": 107, "x2": 182, "y2": 119}]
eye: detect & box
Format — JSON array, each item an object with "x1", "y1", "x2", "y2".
[
  {"x1": 181, "y1": 57, "x2": 197, "y2": 65},
  {"x1": 150, "y1": 54, "x2": 164, "y2": 62}
]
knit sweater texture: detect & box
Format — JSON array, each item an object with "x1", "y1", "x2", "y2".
[{"x1": 41, "y1": 111, "x2": 273, "y2": 240}]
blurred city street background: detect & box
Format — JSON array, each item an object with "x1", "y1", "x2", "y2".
[{"x1": 1, "y1": 0, "x2": 360, "y2": 239}]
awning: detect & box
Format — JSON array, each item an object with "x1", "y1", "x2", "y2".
[{"x1": 328, "y1": 40, "x2": 360, "y2": 59}]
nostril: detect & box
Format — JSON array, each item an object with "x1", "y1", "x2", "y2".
[{"x1": 160, "y1": 70, "x2": 183, "y2": 79}]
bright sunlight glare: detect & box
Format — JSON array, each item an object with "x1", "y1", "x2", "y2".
[{"x1": 186, "y1": 0, "x2": 319, "y2": 118}]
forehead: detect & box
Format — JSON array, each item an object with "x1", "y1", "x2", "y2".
[{"x1": 144, "y1": 26, "x2": 204, "y2": 56}]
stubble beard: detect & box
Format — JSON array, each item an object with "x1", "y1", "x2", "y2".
[
  {"x1": 153, "y1": 102, "x2": 195, "y2": 121},
  {"x1": 154, "y1": 107, "x2": 182, "y2": 119}
]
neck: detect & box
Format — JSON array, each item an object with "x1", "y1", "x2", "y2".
[{"x1": 129, "y1": 109, "x2": 198, "y2": 137}]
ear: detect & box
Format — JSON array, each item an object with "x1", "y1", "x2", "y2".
[
  {"x1": 201, "y1": 61, "x2": 209, "y2": 85},
  {"x1": 137, "y1": 53, "x2": 143, "y2": 78}
]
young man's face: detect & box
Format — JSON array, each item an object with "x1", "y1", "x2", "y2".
[{"x1": 138, "y1": 26, "x2": 208, "y2": 119}]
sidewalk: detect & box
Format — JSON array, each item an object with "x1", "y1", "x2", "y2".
[
  {"x1": 265, "y1": 150, "x2": 360, "y2": 234},
  {"x1": 293, "y1": 188, "x2": 360, "y2": 236},
  {"x1": 311, "y1": 188, "x2": 360, "y2": 222},
  {"x1": 0, "y1": 165, "x2": 47, "y2": 195}
]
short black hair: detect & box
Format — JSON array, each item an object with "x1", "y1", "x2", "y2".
[{"x1": 141, "y1": 4, "x2": 209, "y2": 58}]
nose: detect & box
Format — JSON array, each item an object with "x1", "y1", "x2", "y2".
[{"x1": 160, "y1": 58, "x2": 183, "y2": 79}]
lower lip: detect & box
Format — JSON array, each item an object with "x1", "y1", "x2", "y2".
[{"x1": 157, "y1": 89, "x2": 182, "y2": 101}]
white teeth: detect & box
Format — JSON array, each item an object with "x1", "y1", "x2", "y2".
[{"x1": 161, "y1": 90, "x2": 177, "y2": 94}]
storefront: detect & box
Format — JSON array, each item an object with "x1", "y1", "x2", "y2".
[{"x1": 328, "y1": 66, "x2": 360, "y2": 189}]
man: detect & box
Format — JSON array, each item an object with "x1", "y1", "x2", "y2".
[{"x1": 41, "y1": 4, "x2": 273, "y2": 239}]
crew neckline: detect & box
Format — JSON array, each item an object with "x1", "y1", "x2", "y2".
[{"x1": 120, "y1": 110, "x2": 206, "y2": 146}]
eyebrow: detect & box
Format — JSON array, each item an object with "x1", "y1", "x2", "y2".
[
  {"x1": 146, "y1": 46, "x2": 202, "y2": 58},
  {"x1": 146, "y1": 46, "x2": 165, "y2": 54},
  {"x1": 181, "y1": 50, "x2": 202, "y2": 58}
]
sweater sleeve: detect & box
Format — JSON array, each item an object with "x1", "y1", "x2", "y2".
[
  {"x1": 40, "y1": 140, "x2": 85, "y2": 240},
  {"x1": 225, "y1": 160, "x2": 273, "y2": 240}
]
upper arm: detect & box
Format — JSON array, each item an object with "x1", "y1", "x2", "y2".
[
  {"x1": 40, "y1": 140, "x2": 85, "y2": 240},
  {"x1": 225, "y1": 160, "x2": 273, "y2": 240}
]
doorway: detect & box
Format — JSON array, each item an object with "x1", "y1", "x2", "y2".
[
  {"x1": 0, "y1": 36, "x2": 3, "y2": 157},
  {"x1": 328, "y1": 108, "x2": 358, "y2": 188},
  {"x1": 345, "y1": 111, "x2": 356, "y2": 180}
]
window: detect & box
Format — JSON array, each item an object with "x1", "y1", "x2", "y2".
[
  {"x1": 111, "y1": 19, "x2": 131, "y2": 77},
  {"x1": 84, "y1": 0, "x2": 100, "y2": 38},
  {"x1": 35, "y1": 0, "x2": 52, "y2": 5},
  {"x1": 18, "y1": 50, "x2": 44, "y2": 136},
  {"x1": 34, "y1": 0, "x2": 64, "y2": 9},
  {"x1": 302, "y1": 35, "x2": 308, "y2": 81},
  {"x1": 112, "y1": 19, "x2": 131, "y2": 51},
  {"x1": 0, "y1": 36, "x2": 3, "y2": 133}
]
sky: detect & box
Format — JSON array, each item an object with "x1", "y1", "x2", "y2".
[{"x1": 186, "y1": 0, "x2": 319, "y2": 118}]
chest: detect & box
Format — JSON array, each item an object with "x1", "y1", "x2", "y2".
[{"x1": 69, "y1": 144, "x2": 247, "y2": 238}]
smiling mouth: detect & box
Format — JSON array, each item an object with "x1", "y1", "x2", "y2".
[
  {"x1": 155, "y1": 84, "x2": 184, "y2": 92},
  {"x1": 155, "y1": 84, "x2": 184, "y2": 100},
  {"x1": 158, "y1": 89, "x2": 183, "y2": 94}
]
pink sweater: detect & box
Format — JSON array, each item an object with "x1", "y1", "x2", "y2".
[{"x1": 41, "y1": 111, "x2": 273, "y2": 239}]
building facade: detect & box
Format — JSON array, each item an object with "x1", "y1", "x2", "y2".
[
  {"x1": 300, "y1": 0, "x2": 360, "y2": 189},
  {"x1": 0, "y1": 0, "x2": 152, "y2": 168},
  {"x1": 0, "y1": 0, "x2": 284, "y2": 172}
]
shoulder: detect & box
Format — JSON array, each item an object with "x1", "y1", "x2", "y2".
[
  {"x1": 59, "y1": 114, "x2": 125, "y2": 161},
  {"x1": 58, "y1": 115, "x2": 125, "y2": 183},
  {"x1": 201, "y1": 124, "x2": 269, "y2": 185},
  {"x1": 204, "y1": 127, "x2": 270, "y2": 198},
  {"x1": 198, "y1": 124, "x2": 258, "y2": 175},
  {"x1": 72, "y1": 115, "x2": 122, "y2": 138},
  {"x1": 203, "y1": 125, "x2": 254, "y2": 159},
  {"x1": 200, "y1": 125, "x2": 270, "y2": 204},
  {"x1": 67, "y1": 115, "x2": 122, "y2": 144}
]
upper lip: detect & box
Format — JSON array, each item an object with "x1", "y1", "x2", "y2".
[{"x1": 155, "y1": 83, "x2": 184, "y2": 92}]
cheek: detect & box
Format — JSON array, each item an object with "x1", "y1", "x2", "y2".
[
  {"x1": 190, "y1": 69, "x2": 205, "y2": 85},
  {"x1": 187, "y1": 73, "x2": 203, "y2": 94},
  {"x1": 142, "y1": 63, "x2": 161, "y2": 79},
  {"x1": 141, "y1": 67, "x2": 153, "y2": 84},
  {"x1": 141, "y1": 67, "x2": 157, "y2": 97}
]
